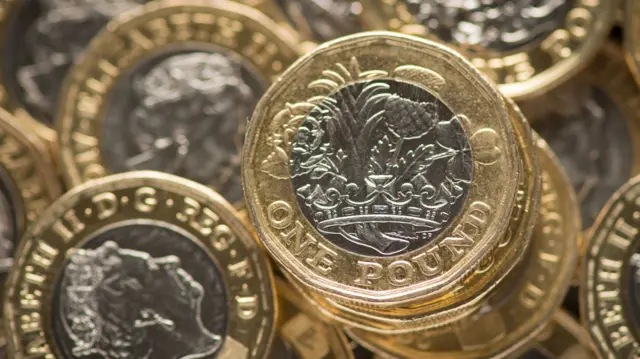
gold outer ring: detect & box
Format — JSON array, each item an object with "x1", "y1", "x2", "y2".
[
  {"x1": 359, "y1": 0, "x2": 618, "y2": 100},
  {"x1": 3, "y1": 171, "x2": 278, "y2": 359},
  {"x1": 580, "y1": 174, "x2": 640, "y2": 359},
  {"x1": 347, "y1": 135, "x2": 579, "y2": 359},
  {"x1": 243, "y1": 31, "x2": 519, "y2": 306},
  {"x1": 0, "y1": 107, "x2": 61, "y2": 233},
  {"x1": 56, "y1": 0, "x2": 302, "y2": 190},
  {"x1": 283, "y1": 98, "x2": 540, "y2": 333},
  {"x1": 523, "y1": 43, "x2": 640, "y2": 256},
  {"x1": 276, "y1": 277, "x2": 354, "y2": 359}
]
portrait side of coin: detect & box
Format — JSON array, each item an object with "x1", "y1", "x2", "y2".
[
  {"x1": 282, "y1": 98, "x2": 540, "y2": 333},
  {"x1": 4, "y1": 171, "x2": 277, "y2": 359},
  {"x1": 347, "y1": 136, "x2": 579, "y2": 359},
  {"x1": 56, "y1": 0, "x2": 301, "y2": 207},
  {"x1": 0, "y1": 0, "x2": 153, "y2": 144},
  {"x1": 0, "y1": 107, "x2": 61, "y2": 275},
  {"x1": 524, "y1": 43, "x2": 640, "y2": 240},
  {"x1": 359, "y1": 0, "x2": 617, "y2": 100},
  {"x1": 580, "y1": 174, "x2": 640, "y2": 358},
  {"x1": 243, "y1": 31, "x2": 519, "y2": 306},
  {"x1": 272, "y1": 277, "x2": 354, "y2": 359}
]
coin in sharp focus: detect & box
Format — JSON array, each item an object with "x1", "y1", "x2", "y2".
[
  {"x1": 56, "y1": 0, "x2": 301, "y2": 207},
  {"x1": 279, "y1": 97, "x2": 540, "y2": 333},
  {"x1": 522, "y1": 44, "x2": 640, "y2": 238},
  {"x1": 0, "y1": 107, "x2": 61, "y2": 275},
  {"x1": 0, "y1": 0, "x2": 153, "y2": 144},
  {"x1": 243, "y1": 31, "x2": 520, "y2": 307},
  {"x1": 347, "y1": 135, "x2": 579, "y2": 359},
  {"x1": 359, "y1": 0, "x2": 617, "y2": 100},
  {"x1": 271, "y1": 277, "x2": 354, "y2": 359},
  {"x1": 580, "y1": 174, "x2": 640, "y2": 358},
  {"x1": 4, "y1": 171, "x2": 276, "y2": 359}
]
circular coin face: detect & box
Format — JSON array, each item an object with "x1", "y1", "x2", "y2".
[
  {"x1": 347, "y1": 136, "x2": 579, "y2": 359},
  {"x1": 580, "y1": 175, "x2": 640, "y2": 358},
  {"x1": 359, "y1": 0, "x2": 617, "y2": 100},
  {"x1": 525, "y1": 44, "x2": 640, "y2": 233},
  {"x1": 57, "y1": 0, "x2": 301, "y2": 206},
  {"x1": 243, "y1": 31, "x2": 518, "y2": 306},
  {"x1": 0, "y1": 0, "x2": 149, "y2": 141},
  {"x1": 3, "y1": 171, "x2": 277, "y2": 359},
  {"x1": 282, "y1": 98, "x2": 540, "y2": 333},
  {"x1": 0, "y1": 108, "x2": 61, "y2": 274}
]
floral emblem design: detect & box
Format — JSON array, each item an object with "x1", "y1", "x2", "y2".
[{"x1": 290, "y1": 79, "x2": 472, "y2": 256}]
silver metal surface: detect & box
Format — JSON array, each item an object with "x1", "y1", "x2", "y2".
[
  {"x1": 53, "y1": 224, "x2": 228, "y2": 359},
  {"x1": 290, "y1": 79, "x2": 472, "y2": 257},
  {"x1": 101, "y1": 50, "x2": 264, "y2": 205},
  {"x1": 404, "y1": 0, "x2": 571, "y2": 52}
]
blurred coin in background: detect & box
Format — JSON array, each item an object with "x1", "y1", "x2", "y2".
[
  {"x1": 56, "y1": 0, "x2": 301, "y2": 207},
  {"x1": 0, "y1": 106, "x2": 60, "y2": 275},
  {"x1": 4, "y1": 171, "x2": 277, "y2": 359},
  {"x1": 581, "y1": 174, "x2": 640, "y2": 359},
  {"x1": 360, "y1": 0, "x2": 618, "y2": 100},
  {"x1": 522, "y1": 44, "x2": 640, "y2": 234},
  {"x1": 0, "y1": 0, "x2": 148, "y2": 143}
]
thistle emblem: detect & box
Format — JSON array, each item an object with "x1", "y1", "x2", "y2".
[{"x1": 290, "y1": 79, "x2": 472, "y2": 256}]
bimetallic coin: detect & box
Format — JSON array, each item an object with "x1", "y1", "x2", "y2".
[
  {"x1": 524, "y1": 44, "x2": 640, "y2": 234},
  {"x1": 0, "y1": 107, "x2": 61, "y2": 274},
  {"x1": 0, "y1": 0, "x2": 149, "y2": 142},
  {"x1": 272, "y1": 277, "x2": 354, "y2": 359},
  {"x1": 4, "y1": 171, "x2": 276, "y2": 359},
  {"x1": 580, "y1": 174, "x2": 640, "y2": 358},
  {"x1": 347, "y1": 136, "x2": 579, "y2": 359},
  {"x1": 280, "y1": 98, "x2": 540, "y2": 333},
  {"x1": 57, "y1": 0, "x2": 301, "y2": 206},
  {"x1": 243, "y1": 31, "x2": 519, "y2": 306},
  {"x1": 360, "y1": 0, "x2": 617, "y2": 100}
]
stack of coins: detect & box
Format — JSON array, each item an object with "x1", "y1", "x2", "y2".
[{"x1": 0, "y1": 0, "x2": 636, "y2": 358}]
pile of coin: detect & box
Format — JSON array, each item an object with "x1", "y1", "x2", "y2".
[{"x1": 0, "y1": 0, "x2": 639, "y2": 358}]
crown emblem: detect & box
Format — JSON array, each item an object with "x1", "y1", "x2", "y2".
[{"x1": 289, "y1": 80, "x2": 473, "y2": 256}]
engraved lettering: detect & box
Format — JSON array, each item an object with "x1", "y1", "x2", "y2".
[
  {"x1": 387, "y1": 260, "x2": 414, "y2": 286},
  {"x1": 267, "y1": 201, "x2": 294, "y2": 229},
  {"x1": 354, "y1": 261, "x2": 383, "y2": 287},
  {"x1": 305, "y1": 243, "x2": 337, "y2": 275},
  {"x1": 411, "y1": 247, "x2": 444, "y2": 277},
  {"x1": 134, "y1": 187, "x2": 157, "y2": 213},
  {"x1": 236, "y1": 295, "x2": 258, "y2": 320},
  {"x1": 211, "y1": 224, "x2": 236, "y2": 251},
  {"x1": 228, "y1": 258, "x2": 253, "y2": 279},
  {"x1": 92, "y1": 192, "x2": 118, "y2": 219},
  {"x1": 52, "y1": 210, "x2": 85, "y2": 242}
]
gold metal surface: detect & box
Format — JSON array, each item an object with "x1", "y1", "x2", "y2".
[
  {"x1": 3, "y1": 171, "x2": 277, "y2": 359},
  {"x1": 242, "y1": 31, "x2": 519, "y2": 307},
  {"x1": 56, "y1": 0, "x2": 302, "y2": 190},
  {"x1": 347, "y1": 135, "x2": 579, "y2": 359},
  {"x1": 359, "y1": 0, "x2": 618, "y2": 100},
  {"x1": 580, "y1": 173, "x2": 640, "y2": 359},
  {"x1": 0, "y1": 106, "x2": 61, "y2": 234},
  {"x1": 279, "y1": 98, "x2": 540, "y2": 333},
  {"x1": 276, "y1": 277, "x2": 354, "y2": 359}
]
